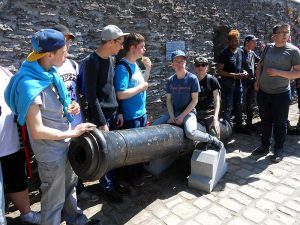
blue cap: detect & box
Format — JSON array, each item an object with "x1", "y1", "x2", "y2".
[
  {"x1": 171, "y1": 50, "x2": 186, "y2": 62},
  {"x1": 244, "y1": 35, "x2": 258, "y2": 43},
  {"x1": 27, "y1": 28, "x2": 66, "y2": 62}
]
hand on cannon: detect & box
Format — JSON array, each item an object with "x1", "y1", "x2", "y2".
[
  {"x1": 73, "y1": 123, "x2": 96, "y2": 137},
  {"x1": 209, "y1": 135, "x2": 224, "y2": 150}
]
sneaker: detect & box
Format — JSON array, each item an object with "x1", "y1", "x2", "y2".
[
  {"x1": 251, "y1": 146, "x2": 270, "y2": 156},
  {"x1": 85, "y1": 219, "x2": 102, "y2": 225},
  {"x1": 106, "y1": 190, "x2": 123, "y2": 203},
  {"x1": 77, "y1": 190, "x2": 99, "y2": 202},
  {"x1": 20, "y1": 211, "x2": 41, "y2": 224},
  {"x1": 115, "y1": 183, "x2": 131, "y2": 195},
  {"x1": 271, "y1": 153, "x2": 283, "y2": 163}
]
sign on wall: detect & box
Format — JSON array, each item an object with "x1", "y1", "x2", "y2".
[{"x1": 166, "y1": 41, "x2": 186, "y2": 60}]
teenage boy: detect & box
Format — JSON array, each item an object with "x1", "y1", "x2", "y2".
[{"x1": 5, "y1": 28, "x2": 95, "y2": 225}]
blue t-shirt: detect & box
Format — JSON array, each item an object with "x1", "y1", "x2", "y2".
[
  {"x1": 114, "y1": 59, "x2": 146, "y2": 120},
  {"x1": 166, "y1": 72, "x2": 200, "y2": 114}
]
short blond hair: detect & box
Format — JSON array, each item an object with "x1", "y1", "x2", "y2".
[{"x1": 228, "y1": 29, "x2": 240, "y2": 40}]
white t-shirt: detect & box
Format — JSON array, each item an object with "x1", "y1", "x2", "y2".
[
  {"x1": 57, "y1": 59, "x2": 82, "y2": 129},
  {"x1": 0, "y1": 68, "x2": 20, "y2": 157}
]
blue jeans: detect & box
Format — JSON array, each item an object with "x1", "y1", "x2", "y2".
[
  {"x1": 123, "y1": 114, "x2": 147, "y2": 129},
  {"x1": 221, "y1": 84, "x2": 243, "y2": 126},
  {"x1": 38, "y1": 154, "x2": 87, "y2": 225},
  {"x1": 100, "y1": 112, "x2": 119, "y2": 192},
  {"x1": 0, "y1": 162, "x2": 6, "y2": 225},
  {"x1": 153, "y1": 112, "x2": 210, "y2": 142},
  {"x1": 257, "y1": 90, "x2": 291, "y2": 152},
  {"x1": 243, "y1": 82, "x2": 255, "y2": 125}
]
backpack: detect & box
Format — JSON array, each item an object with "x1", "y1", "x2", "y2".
[{"x1": 76, "y1": 56, "x2": 133, "y2": 122}]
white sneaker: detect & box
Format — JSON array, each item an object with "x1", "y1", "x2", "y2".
[
  {"x1": 20, "y1": 211, "x2": 41, "y2": 224},
  {"x1": 77, "y1": 190, "x2": 99, "y2": 202}
]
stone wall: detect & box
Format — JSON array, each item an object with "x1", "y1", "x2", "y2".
[{"x1": 0, "y1": 0, "x2": 299, "y2": 118}]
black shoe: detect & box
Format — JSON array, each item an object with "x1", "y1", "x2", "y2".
[
  {"x1": 252, "y1": 146, "x2": 270, "y2": 155},
  {"x1": 106, "y1": 190, "x2": 123, "y2": 203},
  {"x1": 115, "y1": 183, "x2": 131, "y2": 195},
  {"x1": 130, "y1": 178, "x2": 144, "y2": 187},
  {"x1": 236, "y1": 126, "x2": 252, "y2": 135},
  {"x1": 85, "y1": 219, "x2": 102, "y2": 225},
  {"x1": 271, "y1": 153, "x2": 283, "y2": 163}
]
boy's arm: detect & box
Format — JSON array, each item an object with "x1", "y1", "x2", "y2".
[{"x1": 176, "y1": 92, "x2": 198, "y2": 125}]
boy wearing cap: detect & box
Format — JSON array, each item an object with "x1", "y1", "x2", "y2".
[
  {"x1": 252, "y1": 23, "x2": 300, "y2": 162},
  {"x1": 52, "y1": 24, "x2": 99, "y2": 203},
  {"x1": 241, "y1": 35, "x2": 260, "y2": 130},
  {"x1": 80, "y1": 24, "x2": 130, "y2": 202},
  {"x1": 194, "y1": 56, "x2": 221, "y2": 137},
  {"x1": 5, "y1": 28, "x2": 95, "y2": 225},
  {"x1": 153, "y1": 50, "x2": 223, "y2": 148},
  {"x1": 217, "y1": 29, "x2": 250, "y2": 134}
]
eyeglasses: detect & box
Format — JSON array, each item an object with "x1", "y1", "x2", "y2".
[
  {"x1": 195, "y1": 63, "x2": 208, "y2": 67},
  {"x1": 173, "y1": 60, "x2": 186, "y2": 64}
]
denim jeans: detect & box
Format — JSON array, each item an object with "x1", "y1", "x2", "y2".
[
  {"x1": 153, "y1": 112, "x2": 210, "y2": 142},
  {"x1": 243, "y1": 82, "x2": 255, "y2": 125},
  {"x1": 221, "y1": 84, "x2": 243, "y2": 126},
  {"x1": 257, "y1": 90, "x2": 291, "y2": 152},
  {"x1": 123, "y1": 114, "x2": 147, "y2": 129},
  {"x1": 0, "y1": 162, "x2": 6, "y2": 225},
  {"x1": 100, "y1": 112, "x2": 119, "y2": 192},
  {"x1": 38, "y1": 154, "x2": 87, "y2": 225}
]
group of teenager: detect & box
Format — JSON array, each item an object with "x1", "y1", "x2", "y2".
[{"x1": 0, "y1": 22, "x2": 300, "y2": 225}]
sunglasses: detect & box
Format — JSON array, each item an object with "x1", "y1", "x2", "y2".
[{"x1": 195, "y1": 63, "x2": 208, "y2": 67}]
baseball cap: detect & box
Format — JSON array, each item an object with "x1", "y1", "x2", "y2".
[
  {"x1": 194, "y1": 56, "x2": 208, "y2": 64},
  {"x1": 101, "y1": 25, "x2": 129, "y2": 41},
  {"x1": 171, "y1": 50, "x2": 186, "y2": 62},
  {"x1": 244, "y1": 35, "x2": 258, "y2": 43},
  {"x1": 52, "y1": 24, "x2": 75, "y2": 39},
  {"x1": 27, "y1": 28, "x2": 66, "y2": 62}
]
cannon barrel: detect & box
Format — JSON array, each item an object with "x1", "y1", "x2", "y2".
[
  {"x1": 68, "y1": 121, "x2": 232, "y2": 181},
  {"x1": 68, "y1": 124, "x2": 195, "y2": 181}
]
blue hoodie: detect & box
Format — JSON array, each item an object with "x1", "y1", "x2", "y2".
[{"x1": 4, "y1": 60, "x2": 73, "y2": 125}]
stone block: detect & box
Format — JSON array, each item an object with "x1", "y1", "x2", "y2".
[{"x1": 188, "y1": 146, "x2": 227, "y2": 192}]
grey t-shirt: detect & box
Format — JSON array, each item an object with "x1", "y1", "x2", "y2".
[
  {"x1": 28, "y1": 85, "x2": 70, "y2": 162},
  {"x1": 259, "y1": 43, "x2": 300, "y2": 94}
]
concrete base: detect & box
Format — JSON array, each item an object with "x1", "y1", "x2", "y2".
[{"x1": 188, "y1": 146, "x2": 227, "y2": 192}]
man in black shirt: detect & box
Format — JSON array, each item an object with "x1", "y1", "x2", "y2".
[
  {"x1": 81, "y1": 25, "x2": 130, "y2": 203},
  {"x1": 194, "y1": 56, "x2": 221, "y2": 137},
  {"x1": 241, "y1": 35, "x2": 260, "y2": 130}
]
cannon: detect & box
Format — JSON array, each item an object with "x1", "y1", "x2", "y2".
[{"x1": 68, "y1": 121, "x2": 232, "y2": 181}]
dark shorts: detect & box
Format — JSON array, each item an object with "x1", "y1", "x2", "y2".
[{"x1": 0, "y1": 150, "x2": 28, "y2": 193}]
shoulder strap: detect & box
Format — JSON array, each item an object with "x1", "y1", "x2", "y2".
[
  {"x1": 116, "y1": 60, "x2": 133, "y2": 81},
  {"x1": 260, "y1": 43, "x2": 273, "y2": 63},
  {"x1": 0, "y1": 66, "x2": 13, "y2": 77}
]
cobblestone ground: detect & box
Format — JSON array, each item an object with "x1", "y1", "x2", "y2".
[{"x1": 6, "y1": 104, "x2": 300, "y2": 225}]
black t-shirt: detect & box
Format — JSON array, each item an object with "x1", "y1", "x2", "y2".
[
  {"x1": 196, "y1": 74, "x2": 221, "y2": 112},
  {"x1": 241, "y1": 47, "x2": 260, "y2": 83}
]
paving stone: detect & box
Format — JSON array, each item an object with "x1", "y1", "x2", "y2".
[
  {"x1": 203, "y1": 193, "x2": 217, "y2": 202},
  {"x1": 258, "y1": 173, "x2": 280, "y2": 183},
  {"x1": 171, "y1": 202, "x2": 199, "y2": 219},
  {"x1": 179, "y1": 191, "x2": 196, "y2": 200},
  {"x1": 256, "y1": 199, "x2": 276, "y2": 212},
  {"x1": 146, "y1": 202, "x2": 170, "y2": 219},
  {"x1": 217, "y1": 188, "x2": 230, "y2": 198},
  {"x1": 193, "y1": 197, "x2": 212, "y2": 210},
  {"x1": 208, "y1": 205, "x2": 232, "y2": 220},
  {"x1": 265, "y1": 191, "x2": 288, "y2": 203},
  {"x1": 275, "y1": 185, "x2": 296, "y2": 195},
  {"x1": 218, "y1": 198, "x2": 243, "y2": 213},
  {"x1": 178, "y1": 220, "x2": 201, "y2": 225},
  {"x1": 278, "y1": 206, "x2": 298, "y2": 217},
  {"x1": 283, "y1": 156, "x2": 300, "y2": 165},
  {"x1": 130, "y1": 210, "x2": 153, "y2": 224},
  {"x1": 229, "y1": 191, "x2": 252, "y2": 205},
  {"x1": 163, "y1": 214, "x2": 181, "y2": 225},
  {"x1": 195, "y1": 212, "x2": 222, "y2": 225},
  {"x1": 271, "y1": 211, "x2": 295, "y2": 225},
  {"x1": 227, "y1": 217, "x2": 251, "y2": 225},
  {"x1": 249, "y1": 179, "x2": 273, "y2": 191},
  {"x1": 165, "y1": 197, "x2": 184, "y2": 208},
  {"x1": 235, "y1": 168, "x2": 253, "y2": 178},
  {"x1": 266, "y1": 167, "x2": 288, "y2": 178},
  {"x1": 239, "y1": 185, "x2": 262, "y2": 199},
  {"x1": 264, "y1": 219, "x2": 284, "y2": 225},
  {"x1": 282, "y1": 178, "x2": 300, "y2": 189},
  {"x1": 140, "y1": 218, "x2": 164, "y2": 225},
  {"x1": 243, "y1": 207, "x2": 266, "y2": 223},
  {"x1": 285, "y1": 200, "x2": 300, "y2": 212}
]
